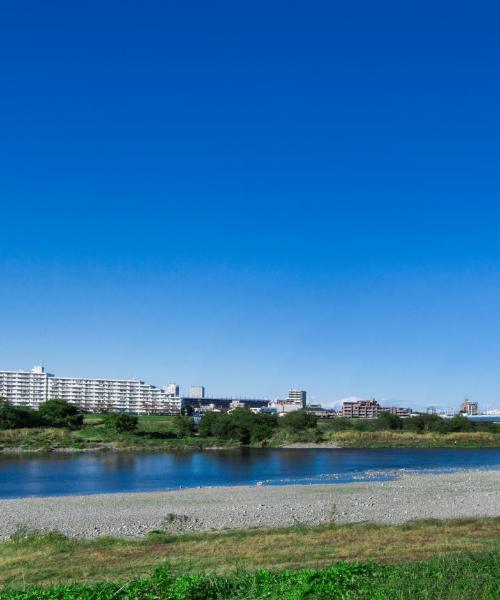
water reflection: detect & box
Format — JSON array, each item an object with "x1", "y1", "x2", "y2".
[{"x1": 0, "y1": 448, "x2": 499, "y2": 499}]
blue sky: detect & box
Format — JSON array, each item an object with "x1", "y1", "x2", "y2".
[{"x1": 1, "y1": 1, "x2": 500, "y2": 410}]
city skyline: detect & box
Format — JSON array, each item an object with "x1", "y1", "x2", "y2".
[
  {"x1": 2, "y1": 3, "x2": 500, "y2": 411},
  {"x1": 0, "y1": 363, "x2": 493, "y2": 413}
]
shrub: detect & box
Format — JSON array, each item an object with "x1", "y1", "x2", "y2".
[
  {"x1": 198, "y1": 411, "x2": 225, "y2": 437},
  {"x1": 105, "y1": 413, "x2": 138, "y2": 433},
  {"x1": 181, "y1": 404, "x2": 195, "y2": 416},
  {"x1": 38, "y1": 399, "x2": 83, "y2": 430},
  {"x1": 198, "y1": 409, "x2": 278, "y2": 444},
  {"x1": 173, "y1": 416, "x2": 196, "y2": 437},
  {"x1": 0, "y1": 399, "x2": 42, "y2": 429},
  {"x1": 280, "y1": 410, "x2": 318, "y2": 432},
  {"x1": 376, "y1": 412, "x2": 403, "y2": 430}
]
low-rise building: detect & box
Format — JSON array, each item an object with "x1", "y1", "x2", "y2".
[
  {"x1": 459, "y1": 399, "x2": 478, "y2": 416},
  {"x1": 341, "y1": 399, "x2": 412, "y2": 419},
  {"x1": 342, "y1": 399, "x2": 381, "y2": 418},
  {"x1": 268, "y1": 399, "x2": 303, "y2": 415}
]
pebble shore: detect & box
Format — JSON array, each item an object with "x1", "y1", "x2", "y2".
[{"x1": 0, "y1": 469, "x2": 498, "y2": 539}]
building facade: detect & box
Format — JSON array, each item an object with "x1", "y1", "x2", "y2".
[
  {"x1": 341, "y1": 399, "x2": 381, "y2": 418},
  {"x1": 288, "y1": 389, "x2": 307, "y2": 407},
  {"x1": 0, "y1": 365, "x2": 48, "y2": 409},
  {"x1": 0, "y1": 365, "x2": 182, "y2": 415},
  {"x1": 163, "y1": 383, "x2": 180, "y2": 397},
  {"x1": 189, "y1": 386, "x2": 205, "y2": 399},
  {"x1": 341, "y1": 399, "x2": 411, "y2": 419},
  {"x1": 459, "y1": 399, "x2": 478, "y2": 416}
]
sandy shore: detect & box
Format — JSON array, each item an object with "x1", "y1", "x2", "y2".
[{"x1": 0, "y1": 469, "x2": 498, "y2": 539}]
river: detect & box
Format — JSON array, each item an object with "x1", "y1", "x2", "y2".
[{"x1": 0, "y1": 447, "x2": 499, "y2": 499}]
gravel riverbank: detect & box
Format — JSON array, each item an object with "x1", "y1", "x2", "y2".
[{"x1": 0, "y1": 469, "x2": 498, "y2": 539}]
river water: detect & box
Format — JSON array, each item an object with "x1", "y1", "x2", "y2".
[{"x1": 0, "y1": 447, "x2": 499, "y2": 499}]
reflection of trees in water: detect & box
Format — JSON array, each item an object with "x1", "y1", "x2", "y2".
[{"x1": 99, "y1": 451, "x2": 138, "y2": 472}]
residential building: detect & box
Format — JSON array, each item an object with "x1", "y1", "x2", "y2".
[
  {"x1": 163, "y1": 383, "x2": 180, "y2": 397},
  {"x1": 342, "y1": 399, "x2": 381, "y2": 418},
  {"x1": 341, "y1": 399, "x2": 412, "y2": 419},
  {"x1": 268, "y1": 399, "x2": 302, "y2": 414},
  {"x1": 0, "y1": 365, "x2": 48, "y2": 409},
  {"x1": 0, "y1": 365, "x2": 182, "y2": 415},
  {"x1": 383, "y1": 406, "x2": 412, "y2": 418}
]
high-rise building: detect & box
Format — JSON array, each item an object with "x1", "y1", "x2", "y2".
[
  {"x1": 189, "y1": 386, "x2": 205, "y2": 399},
  {"x1": 288, "y1": 389, "x2": 306, "y2": 407},
  {"x1": 0, "y1": 366, "x2": 182, "y2": 415},
  {"x1": 163, "y1": 383, "x2": 180, "y2": 397},
  {"x1": 0, "y1": 365, "x2": 48, "y2": 409}
]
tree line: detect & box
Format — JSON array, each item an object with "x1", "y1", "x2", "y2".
[
  {"x1": 0, "y1": 398, "x2": 83, "y2": 430},
  {"x1": 324, "y1": 411, "x2": 498, "y2": 433},
  {"x1": 198, "y1": 408, "x2": 318, "y2": 443},
  {"x1": 1, "y1": 397, "x2": 497, "y2": 439}
]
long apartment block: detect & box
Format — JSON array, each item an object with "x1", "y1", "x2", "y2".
[{"x1": 0, "y1": 365, "x2": 182, "y2": 415}]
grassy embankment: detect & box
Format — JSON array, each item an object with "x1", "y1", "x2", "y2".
[
  {"x1": 264, "y1": 424, "x2": 500, "y2": 448},
  {"x1": 0, "y1": 518, "x2": 499, "y2": 595},
  {"x1": 0, "y1": 414, "x2": 499, "y2": 452},
  {"x1": 0, "y1": 415, "x2": 227, "y2": 452},
  {"x1": 0, "y1": 518, "x2": 500, "y2": 588},
  {"x1": 318, "y1": 428, "x2": 500, "y2": 448}
]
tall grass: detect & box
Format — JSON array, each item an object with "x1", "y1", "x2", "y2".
[
  {"x1": 1, "y1": 550, "x2": 499, "y2": 599},
  {"x1": 324, "y1": 430, "x2": 500, "y2": 448},
  {"x1": 2, "y1": 518, "x2": 499, "y2": 588}
]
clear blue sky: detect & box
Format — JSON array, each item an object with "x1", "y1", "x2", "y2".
[{"x1": 1, "y1": 1, "x2": 500, "y2": 410}]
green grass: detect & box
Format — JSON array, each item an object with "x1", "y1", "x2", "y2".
[
  {"x1": 1, "y1": 550, "x2": 499, "y2": 599},
  {"x1": 1, "y1": 518, "x2": 500, "y2": 589},
  {"x1": 0, "y1": 417, "x2": 234, "y2": 452},
  {"x1": 321, "y1": 430, "x2": 500, "y2": 448}
]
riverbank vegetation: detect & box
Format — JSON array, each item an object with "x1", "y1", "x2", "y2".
[
  {"x1": 0, "y1": 519, "x2": 499, "y2": 599},
  {"x1": 321, "y1": 430, "x2": 500, "y2": 448},
  {"x1": 0, "y1": 399, "x2": 83, "y2": 431},
  {"x1": 0, "y1": 399, "x2": 499, "y2": 451}
]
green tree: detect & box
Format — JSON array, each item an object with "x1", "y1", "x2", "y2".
[
  {"x1": 376, "y1": 412, "x2": 403, "y2": 430},
  {"x1": 198, "y1": 409, "x2": 279, "y2": 444},
  {"x1": 38, "y1": 399, "x2": 83, "y2": 429},
  {"x1": 105, "y1": 413, "x2": 138, "y2": 433},
  {"x1": 441, "y1": 415, "x2": 474, "y2": 433},
  {"x1": 280, "y1": 410, "x2": 318, "y2": 432},
  {"x1": 0, "y1": 399, "x2": 42, "y2": 429},
  {"x1": 198, "y1": 411, "x2": 224, "y2": 437},
  {"x1": 174, "y1": 415, "x2": 195, "y2": 437},
  {"x1": 249, "y1": 413, "x2": 278, "y2": 443}
]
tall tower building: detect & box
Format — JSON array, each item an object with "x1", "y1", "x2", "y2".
[
  {"x1": 288, "y1": 389, "x2": 306, "y2": 407},
  {"x1": 163, "y1": 383, "x2": 180, "y2": 397},
  {"x1": 189, "y1": 386, "x2": 205, "y2": 399}
]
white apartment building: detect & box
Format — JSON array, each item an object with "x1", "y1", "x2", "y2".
[
  {"x1": 163, "y1": 383, "x2": 180, "y2": 397},
  {"x1": 0, "y1": 365, "x2": 48, "y2": 409},
  {"x1": 268, "y1": 389, "x2": 307, "y2": 415},
  {"x1": 0, "y1": 365, "x2": 182, "y2": 415}
]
